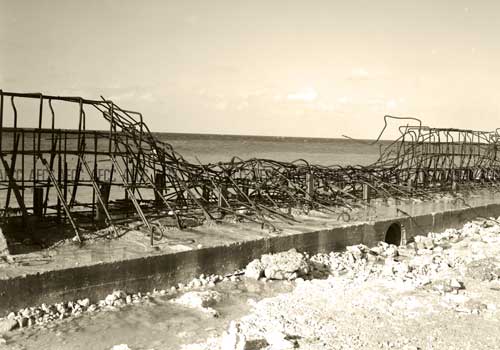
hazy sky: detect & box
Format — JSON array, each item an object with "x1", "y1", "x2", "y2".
[{"x1": 1, "y1": 0, "x2": 499, "y2": 138}]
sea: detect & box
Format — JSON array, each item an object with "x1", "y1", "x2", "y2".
[{"x1": 154, "y1": 133, "x2": 388, "y2": 166}]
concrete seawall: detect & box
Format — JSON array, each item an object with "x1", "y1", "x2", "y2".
[{"x1": 1, "y1": 201, "x2": 500, "y2": 315}]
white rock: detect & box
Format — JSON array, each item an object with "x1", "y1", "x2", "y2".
[
  {"x1": 346, "y1": 245, "x2": 365, "y2": 259},
  {"x1": 264, "y1": 331, "x2": 295, "y2": 350},
  {"x1": 0, "y1": 318, "x2": 18, "y2": 334},
  {"x1": 105, "y1": 294, "x2": 117, "y2": 306},
  {"x1": 172, "y1": 291, "x2": 222, "y2": 309},
  {"x1": 486, "y1": 303, "x2": 497, "y2": 311},
  {"x1": 221, "y1": 321, "x2": 247, "y2": 350},
  {"x1": 78, "y1": 298, "x2": 90, "y2": 308},
  {"x1": 449, "y1": 278, "x2": 463, "y2": 290},
  {"x1": 110, "y1": 345, "x2": 131, "y2": 350},
  {"x1": 383, "y1": 245, "x2": 399, "y2": 258},
  {"x1": 433, "y1": 246, "x2": 444, "y2": 253},
  {"x1": 261, "y1": 249, "x2": 310, "y2": 280},
  {"x1": 245, "y1": 259, "x2": 265, "y2": 280},
  {"x1": 394, "y1": 261, "x2": 410, "y2": 275}
]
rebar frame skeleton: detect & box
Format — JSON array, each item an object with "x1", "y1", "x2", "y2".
[{"x1": 1, "y1": 91, "x2": 499, "y2": 244}]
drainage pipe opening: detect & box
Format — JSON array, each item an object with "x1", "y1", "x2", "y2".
[{"x1": 385, "y1": 222, "x2": 402, "y2": 246}]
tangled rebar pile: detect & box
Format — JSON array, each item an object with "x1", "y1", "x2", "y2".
[{"x1": 1, "y1": 91, "x2": 499, "y2": 245}]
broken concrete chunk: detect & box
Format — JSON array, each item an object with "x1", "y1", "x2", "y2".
[
  {"x1": 259, "y1": 249, "x2": 311, "y2": 280},
  {"x1": 466, "y1": 258, "x2": 500, "y2": 281},
  {"x1": 244, "y1": 259, "x2": 265, "y2": 280},
  {"x1": 0, "y1": 318, "x2": 18, "y2": 334}
]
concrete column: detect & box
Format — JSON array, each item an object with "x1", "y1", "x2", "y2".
[
  {"x1": 451, "y1": 170, "x2": 458, "y2": 191},
  {"x1": 154, "y1": 173, "x2": 165, "y2": 203},
  {"x1": 306, "y1": 173, "x2": 314, "y2": 201},
  {"x1": 362, "y1": 183, "x2": 371, "y2": 202},
  {"x1": 33, "y1": 187, "x2": 44, "y2": 218}
]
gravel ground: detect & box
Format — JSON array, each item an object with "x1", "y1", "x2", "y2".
[{"x1": 183, "y1": 219, "x2": 500, "y2": 350}]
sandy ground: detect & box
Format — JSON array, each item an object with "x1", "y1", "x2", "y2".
[{"x1": 183, "y1": 219, "x2": 500, "y2": 350}]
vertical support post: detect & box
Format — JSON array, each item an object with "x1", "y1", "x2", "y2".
[
  {"x1": 0, "y1": 90, "x2": 3, "y2": 154},
  {"x1": 96, "y1": 182, "x2": 111, "y2": 224},
  {"x1": 202, "y1": 184, "x2": 210, "y2": 203},
  {"x1": 57, "y1": 147, "x2": 62, "y2": 222},
  {"x1": 451, "y1": 170, "x2": 458, "y2": 191},
  {"x1": 37, "y1": 95, "x2": 43, "y2": 152},
  {"x1": 125, "y1": 134, "x2": 129, "y2": 200},
  {"x1": 21, "y1": 130, "x2": 25, "y2": 203},
  {"x1": 32, "y1": 130, "x2": 36, "y2": 197},
  {"x1": 92, "y1": 131, "x2": 98, "y2": 220},
  {"x1": 108, "y1": 104, "x2": 114, "y2": 154},
  {"x1": 362, "y1": 183, "x2": 371, "y2": 202},
  {"x1": 154, "y1": 173, "x2": 165, "y2": 203},
  {"x1": 4, "y1": 134, "x2": 20, "y2": 215},
  {"x1": 63, "y1": 161, "x2": 68, "y2": 221},
  {"x1": 400, "y1": 224, "x2": 407, "y2": 246},
  {"x1": 306, "y1": 173, "x2": 314, "y2": 201},
  {"x1": 33, "y1": 187, "x2": 44, "y2": 218}
]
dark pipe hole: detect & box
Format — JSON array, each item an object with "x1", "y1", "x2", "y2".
[{"x1": 385, "y1": 222, "x2": 402, "y2": 246}]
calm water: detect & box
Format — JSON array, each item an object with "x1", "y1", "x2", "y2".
[
  {"x1": 155, "y1": 133, "x2": 388, "y2": 166},
  {"x1": 0, "y1": 130, "x2": 387, "y2": 167}
]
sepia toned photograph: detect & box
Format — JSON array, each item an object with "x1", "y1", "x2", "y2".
[{"x1": 1, "y1": 1, "x2": 499, "y2": 349}]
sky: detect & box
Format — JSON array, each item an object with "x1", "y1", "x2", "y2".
[{"x1": 1, "y1": 0, "x2": 499, "y2": 139}]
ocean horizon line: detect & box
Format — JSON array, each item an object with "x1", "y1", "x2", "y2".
[{"x1": 152, "y1": 131, "x2": 394, "y2": 144}]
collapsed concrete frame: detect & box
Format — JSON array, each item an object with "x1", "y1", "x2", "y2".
[{"x1": 1, "y1": 91, "x2": 499, "y2": 246}]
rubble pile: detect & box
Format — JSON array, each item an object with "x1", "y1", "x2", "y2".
[
  {"x1": 243, "y1": 218, "x2": 500, "y2": 287},
  {"x1": 211, "y1": 218, "x2": 500, "y2": 350},
  {"x1": 182, "y1": 273, "x2": 226, "y2": 290},
  {"x1": 244, "y1": 249, "x2": 311, "y2": 281},
  {"x1": 0, "y1": 290, "x2": 164, "y2": 335}
]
